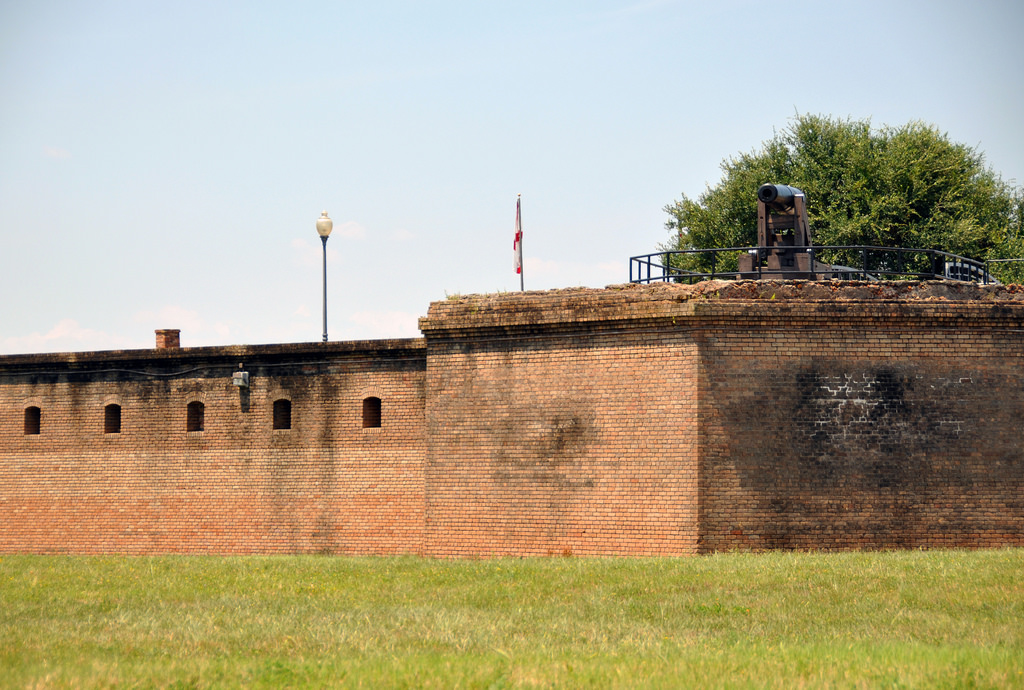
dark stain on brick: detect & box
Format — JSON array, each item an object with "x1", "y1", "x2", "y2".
[
  {"x1": 705, "y1": 355, "x2": 1024, "y2": 551},
  {"x1": 313, "y1": 376, "x2": 338, "y2": 554},
  {"x1": 490, "y1": 402, "x2": 597, "y2": 488}
]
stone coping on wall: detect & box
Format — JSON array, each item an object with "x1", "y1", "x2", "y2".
[
  {"x1": 419, "y1": 280, "x2": 1024, "y2": 337},
  {"x1": 0, "y1": 338, "x2": 427, "y2": 374}
]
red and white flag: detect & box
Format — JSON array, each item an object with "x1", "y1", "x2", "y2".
[{"x1": 513, "y1": 195, "x2": 523, "y2": 275}]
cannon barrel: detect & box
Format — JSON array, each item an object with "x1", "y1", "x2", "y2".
[{"x1": 757, "y1": 183, "x2": 804, "y2": 210}]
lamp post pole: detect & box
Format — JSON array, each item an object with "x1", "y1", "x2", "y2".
[{"x1": 316, "y1": 210, "x2": 333, "y2": 342}]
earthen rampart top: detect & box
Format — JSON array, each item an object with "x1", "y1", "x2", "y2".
[{"x1": 420, "y1": 280, "x2": 1024, "y2": 335}]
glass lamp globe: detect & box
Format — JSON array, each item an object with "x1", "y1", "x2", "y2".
[{"x1": 316, "y1": 210, "x2": 333, "y2": 238}]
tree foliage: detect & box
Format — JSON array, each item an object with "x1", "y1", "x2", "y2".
[{"x1": 663, "y1": 115, "x2": 1024, "y2": 274}]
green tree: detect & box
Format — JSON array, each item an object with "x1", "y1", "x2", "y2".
[{"x1": 662, "y1": 114, "x2": 1024, "y2": 279}]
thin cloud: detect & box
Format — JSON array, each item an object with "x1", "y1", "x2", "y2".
[
  {"x1": 349, "y1": 310, "x2": 421, "y2": 339},
  {"x1": 0, "y1": 319, "x2": 133, "y2": 354},
  {"x1": 335, "y1": 221, "x2": 367, "y2": 239},
  {"x1": 42, "y1": 146, "x2": 71, "y2": 159},
  {"x1": 133, "y1": 305, "x2": 204, "y2": 333},
  {"x1": 523, "y1": 257, "x2": 626, "y2": 287},
  {"x1": 291, "y1": 237, "x2": 340, "y2": 268},
  {"x1": 130, "y1": 305, "x2": 235, "y2": 347}
]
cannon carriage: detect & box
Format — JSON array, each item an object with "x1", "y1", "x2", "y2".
[{"x1": 737, "y1": 183, "x2": 832, "y2": 279}]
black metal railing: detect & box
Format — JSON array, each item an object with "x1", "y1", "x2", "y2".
[
  {"x1": 630, "y1": 246, "x2": 1020, "y2": 285},
  {"x1": 983, "y1": 258, "x2": 1024, "y2": 285}
]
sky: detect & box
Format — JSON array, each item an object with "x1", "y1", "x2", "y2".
[{"x1": 1, "y1": 0, "x2": 1022, "y2": 354}]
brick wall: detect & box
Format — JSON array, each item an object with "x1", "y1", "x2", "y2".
[
  {"x1": 692, "y1": 294, "x2": 1024, "y2": 552},
  {"x1": 420, "y1": 300, "x2": 700, "y2": 556},
  {"x1": 2, "y1": 281, "x2": 1023, "y2": 556},
  {"x1": 0, "y1": 340, "x2": 427, "y2": 555},
  {"x1": 420, "y1": 281, "x2": 1024, "y2": 555}
]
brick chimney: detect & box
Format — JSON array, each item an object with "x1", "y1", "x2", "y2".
[{"x1": 155, "y1": 329, "x2": 181, "y2": 349}]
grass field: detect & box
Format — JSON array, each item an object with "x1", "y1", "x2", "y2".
[{"x1": 1, "y1": 549, "x2": 1022, "y2": 688}]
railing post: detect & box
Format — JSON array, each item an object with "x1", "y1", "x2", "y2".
[{"x1": 862, "y1": 247, "x2": 868, "y2": 279}]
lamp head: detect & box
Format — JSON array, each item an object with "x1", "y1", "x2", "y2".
[{"x1": 316, "y1": 210, "x2": 333, "y2": 238}]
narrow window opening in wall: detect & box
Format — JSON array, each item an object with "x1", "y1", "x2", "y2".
[
  {"x1": 24, "y1": 406, "x2": 41, "y2": 435},
  {"x1": 363, "y1": 397, "x2": 382, "y2": 428},
  {"x1": 104, "y1": 404, "x2": 122, "y2": 434},
  {"x1": 273, "y1": 399, "x2": 292, "y2": 430},
  {"x1": 187, "y1": 401, "x2": 205, "y2": 432}
]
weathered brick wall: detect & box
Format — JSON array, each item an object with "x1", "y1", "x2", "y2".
[
  {"x1": 2, "y1": 281, "x2": 1023, "y2": 556},
  {"x1": 690, "y1": 281, "x2": 1024, "y2": 552},
  {"x1": 419, "y1": 331, "x2": 700, "y2": 552},
  {"x1": 419, "y1": 281, "x2": 1024, "y2": 555},
  {"x1": 420, "y1": 296, "x2": 700, "y2": 556},
  {"x1": 0, "y1": 341, "x2": 427, "y2": 555}
]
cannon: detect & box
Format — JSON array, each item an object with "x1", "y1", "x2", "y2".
[
  {"x1": 757, "y1": 183, "x2": 802, "y2": 210},
  {"x1": 755, "y1": 183, "x2": 811, "y2": 246},
  {"x1": 737, "y1": 184, "x2": 831, "y2": 279}
]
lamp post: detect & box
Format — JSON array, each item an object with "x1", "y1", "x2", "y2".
[{"x1": 316, "y1": 210, "x2": 333, "y2": 342}]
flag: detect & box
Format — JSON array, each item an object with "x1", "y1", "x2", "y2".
[{"x1": 513, "y1": 195, "x2": 523, "y2": 275}]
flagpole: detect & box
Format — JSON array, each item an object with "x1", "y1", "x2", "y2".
[
  {"x1": 518, "y1": 194, "x2": 524, "y2": 292},
  {"x1": 514, "y1": 194, "x2": 525, "y2": 292}
]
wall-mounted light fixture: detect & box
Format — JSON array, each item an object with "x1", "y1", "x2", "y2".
[{"x1": 232, "y1": 363, "x2": 250, "y2": 388}]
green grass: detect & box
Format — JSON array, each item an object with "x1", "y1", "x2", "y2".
[{"x1": 1, "y1": 549, "x2": 1022, "y2": 688}]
